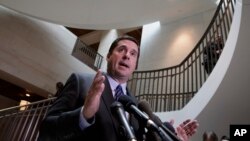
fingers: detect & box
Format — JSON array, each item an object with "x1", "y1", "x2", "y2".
[
  {"x1": 178, "y1": 119, "x2": 191, "y2": 129},
  {"x1": 83, "y1": 70, "x2": 105, "y2": 119},
  {"x1": 176, "y1": 119, "x2": 199, "y2": 141},
  {"x1": 176, "y1": 126, "x2": 188, "y2": 141},
  {"x1": 90, "y1": 70, "x2": 105, "y2": 96},
  {"x1": 169, "y1": 119, "x2": 175, "y2": 125},
  {"x1": 188, "y1": 120, "x2": 199, "y2": 136},
  {"x1": 182, "y1": 119, "x2": 199, "y2": 136},
  {"x1": 94, "y1": 70, "x2": 105, "y2": 87},
  {"x1": 183, "y1": 119, "x2": 191, "y2": 125},
  {"x1": 94, "y1": 70, "x2": 105, "y2": 84}
]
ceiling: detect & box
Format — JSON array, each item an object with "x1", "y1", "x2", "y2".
[
  {"x1": 0, "y1": 0, "x2": 218, "y2": 29},
  {"x1": 0, "y1": 0, "x2": 218, "y2": 51}
]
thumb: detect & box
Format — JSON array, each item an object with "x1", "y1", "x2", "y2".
[{"x1": 169, "y1": 119, "x2": 175, "y2": 125}]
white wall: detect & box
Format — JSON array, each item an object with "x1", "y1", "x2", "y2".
[
  {"x1": 138, "y1": 9, "x2": 215, "y2": 70},
  {"x1": 0, "y1": 6, "x2": 95, "y2": 98}
]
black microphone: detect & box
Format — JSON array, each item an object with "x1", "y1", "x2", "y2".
[
  {"x1": 138, "y1": 100, "x2": 181, "y2": 141},
  {"x1": 110, "y1": 101, "x2": 137, "y2": 141},
  {"x1": 118, "y1": 95, "x2": 170, "y2": 141}
]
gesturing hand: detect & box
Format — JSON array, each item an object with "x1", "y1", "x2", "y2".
[
  {"x1": 83, "y1": 70, "x2": 105, "y2": 120},
  {"x1": 176, "y1": 119, "x2": 199, "y2": 141}
]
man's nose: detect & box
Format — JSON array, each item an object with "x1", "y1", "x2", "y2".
[{"x1": 123, "y1": 51, "x2": 130, "y2": 60}]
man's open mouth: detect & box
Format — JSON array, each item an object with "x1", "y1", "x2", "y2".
[{"x1": 119, "y1": 62, "x2": 129, "y2": 68}]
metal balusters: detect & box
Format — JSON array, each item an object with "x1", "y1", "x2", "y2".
[
  {"x1": 128, "y1": 0, "x2": 236, "y2": 112},
  {"x1": 0, "y1": 98, "x2": 55, "y2": 141}
]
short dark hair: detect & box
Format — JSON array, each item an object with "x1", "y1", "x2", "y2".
[
  {"x1": 107, "y1": 35, "x2": 140, "y2": 69},
  {"x1": 56, "y1": 82, "x2": 64, "y2": 90},
  {"x1": 203, "y1": 131, "x2": 218, "y2": 141},
  {"x1": 221, "y1": 135, "x2": 230, "y2": 141}
]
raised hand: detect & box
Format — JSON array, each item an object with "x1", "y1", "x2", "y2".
[
  {"x1": 180, "y1": 119, "x2": 199, "y2": 137},
  {"x1": 83, "y1": 70, "x2": 105, "y2": 119},
  {"x1": 170, "y1": 119, "x2": 199, "y2": 141},
  {"x1": 176, "y1": 119, "x2": 199, "y2": 141}
]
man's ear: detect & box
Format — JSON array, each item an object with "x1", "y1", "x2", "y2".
[{"x1": 106, "y1": 53, "x2": 111, "y2": 61}]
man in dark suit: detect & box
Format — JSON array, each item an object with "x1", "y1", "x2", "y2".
[
  {"x1": 38, "y1": 36, "x2": 198, "y2": 141},
  {"x1": 38, "y1": 36, "x2": 143, "y2": 141}
]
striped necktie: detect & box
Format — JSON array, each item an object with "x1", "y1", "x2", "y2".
[{"x1": 115, "y1": 85, "x2": 124, "y2": 101}]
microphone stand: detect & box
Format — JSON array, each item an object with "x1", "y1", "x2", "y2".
[
  {"x1": 148, "y1": 119, "x2": 173, "y2": 141},
  {"x1": 118, "y1": 95, "x2": 172, "y2": 141},
  {"x1": 138, "y1": 100, "x2": 179, "y2": 141},
  {"x1": 111, "y1": 101, "x2": 137, "y2": 141},
  {"x1": 160, "y1": 122, "x2": 181, "y2": 141}
]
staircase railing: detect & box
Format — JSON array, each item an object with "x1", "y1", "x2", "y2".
[
  {"x1": 0, "y1": 98, "x2": 55, "y2": 141},
  {"x1": 72, "y1": 38, "x2": 103, "y2": 71},
  {"x1": 128, "y1": 0, "x2": 236, "y2": 112}
]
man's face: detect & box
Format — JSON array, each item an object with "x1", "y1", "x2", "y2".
[{"x1": 107, "y1": 39, "x2": 139, "y2": 82}]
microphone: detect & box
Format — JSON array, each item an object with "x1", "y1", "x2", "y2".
[
  {"x1": 110, "y1": 101, "x2": 137, "y2": 141},
  {"x1": 138, "y1": 100, "x2": 181, "y2": 141},
  {"x1": 118, "y1": 95, "x2": 170, "y2": 141}
]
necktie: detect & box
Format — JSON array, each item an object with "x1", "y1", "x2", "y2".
[{"x1": 115, "y1": 85, "x2": 124, "y2": 101}]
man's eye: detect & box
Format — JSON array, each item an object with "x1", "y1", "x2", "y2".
[
  {"x1": 131, "y1": 52, "x2": 137, "y2": 57},
  {"x1": 118, "y1": 48, "x2": 124, "y2": 52}
]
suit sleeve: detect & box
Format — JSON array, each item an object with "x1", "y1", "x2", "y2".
[{"x1": 38, "y1": 73, "x2": 92, "y2": 141}]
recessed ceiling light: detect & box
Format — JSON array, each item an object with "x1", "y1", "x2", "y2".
[{"x1": 25, "y1": 93, "x2": 30, "y2": 97}]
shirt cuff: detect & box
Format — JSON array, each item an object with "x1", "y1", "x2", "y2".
[{"x1": 79, "y1": 106, "x2": 95, "y2": 130}]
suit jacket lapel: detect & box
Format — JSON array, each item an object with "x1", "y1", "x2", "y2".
[
  {"x1": 101, "y1": 75, "x2": 115, "y2": 108},
  {"x1": 100, "y1": 75, "x2": 121, "y2": 135},
  {"x1": 101, "y1": 74, "x2": 140, "y2": 139}
]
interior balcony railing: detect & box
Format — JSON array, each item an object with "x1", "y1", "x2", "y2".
[
  {"x1": 127, "y1": 0, "x2": 236, "y2": 112},
  {"x1": 0, "y1": 98, "x2": 56, "y2": 141},
  {"x1": 72, "y1": 38, "x2": 103, "y2": 71}
]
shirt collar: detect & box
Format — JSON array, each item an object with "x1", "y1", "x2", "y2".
[{"x1": 107, "y1": 75, "x2": 127, "y2": 95}]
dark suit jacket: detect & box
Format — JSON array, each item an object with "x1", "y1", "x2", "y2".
[{"x1": 38, "y1": 73, "x2": 142, "y2": 141}]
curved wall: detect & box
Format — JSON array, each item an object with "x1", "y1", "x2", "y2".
[
  {"x1": 139, "y1": 9, "x2": 214, "y2": 70},
  {"x1": 0, "y1": 6, "x2": 95, "y2": 97}
]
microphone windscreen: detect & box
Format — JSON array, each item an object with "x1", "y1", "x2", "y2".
[
  {"x1": 110, "y1": 101, "x2": 123, "y2": 112},
  {"x1": 152, "y1": 114, "x2": 176, "y2": 133},
  {"x1": 151, "y1": 114, "x2": 163, "y2": 126},
  {"x1": 138, "y1": 104, "x2": 162, "y2": 141},
  {"x1": 118, "y1": 95, "x2": 137, "y2": 110},
  {"x1": 138, "y1": 100, "x2": 153, "y2": 117}
]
